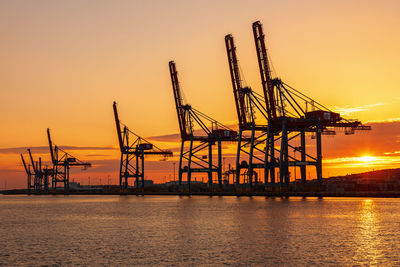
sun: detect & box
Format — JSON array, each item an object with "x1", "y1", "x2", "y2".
[{"x1": 358, "y1": 155, "x2": 376, "y2": 162}]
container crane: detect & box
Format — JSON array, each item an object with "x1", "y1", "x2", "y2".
[
  {"x1": 47, "y1": 128, "x2": 91, "y2": 191},
  {"x1": 20, "y1": 153, "x2": 34, "y2": 191},
  {"x1": 28, "y1": 148, "x2": 42, "y2": 191},
  {"x1": 225, "y1": 34, "x2": 270, "y2": 187},
  {"x1": 169, "y1": 61, "x2": 237, "y2": 191},
  {"x1": 26, "y1": 149, "x2": 53, "y2": 192},
  {"x1": 254, "y1": 21, "x2": 370, "y2": 187},
  {"x1": 113, "y1": 101, "x2": 172, "y2": 191},
  {"x1": 226, "y1": 22, "x2": 371, "y2": 189}
]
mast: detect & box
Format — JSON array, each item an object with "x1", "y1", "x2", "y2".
[
  {"x1": 253, "y1": 21, "x2": 277, "y2": 120},
  {"x1": 47, "y1": 128, "x2": 55, "y2": 164},
  {"x1": 225, "y1": 34, "x2": 247, "y2": 128},
  {"x1": 169, "y1": 61, "x2": 188, "y2": 139},
  {"x1": 21, "y1": 154, "x2": 30, "y2": 175},
  {"x1": 28, "y1": 148, "x2": 37, "y2": 173},
  {"x1": 113, "y1": 101, "x2": 124, "y2": 152}
]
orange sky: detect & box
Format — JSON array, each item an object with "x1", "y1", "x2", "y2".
[{"x1": 1, "y1": 0, "x2": 399, "y2": 189}]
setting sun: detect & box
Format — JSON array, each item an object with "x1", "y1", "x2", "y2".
[{"x1": 359, "y1": 156, "x2": 377, "y2": 162}]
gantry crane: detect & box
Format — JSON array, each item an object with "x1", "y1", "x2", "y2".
[
  {"x1": 47, "y1": 128, "x2": 91, "y2": 191},
  {"x1": 169, "y1": 61, "x2": 237, "y2": 191},
  {"x1": 113, "y1": 101, "x2": 172, "y2": 190},
  {"x1": 26, "y1": 149, "x2": 52, "y2": 192},
  {"x1": 28, "y1": 149, "x2": 42, "y2": 191},
  {"x1": 226, "y1": 21, "x2": 371, "y2": 188},
  {"x1": 21, "y1": 153, "x2": 34, "y2": 191},
  {"x1": 225, "y1": 34, "x2": 270, "y2": 187}
]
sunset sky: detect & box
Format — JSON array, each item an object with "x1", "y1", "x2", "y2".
[{"x1": 1, "y1": 0, "x2": 399, "y2": 189}]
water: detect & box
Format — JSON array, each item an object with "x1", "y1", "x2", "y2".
[{"x1": 0, "y1": 195, "x2": 399, "y2": 266}]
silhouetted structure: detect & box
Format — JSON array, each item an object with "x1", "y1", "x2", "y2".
[
  {"x1": 47, "y1": 128, "x2": 91, "y2": 191},
  {"x1": 20, "y1": 153, "x2": 33, "y2": 191},
  {"x1": 225, "y1": 21, "x2": 371, "y2": 189},
  {"x1": 169, "y1": 61, "x2": 237, "y2": 192},
  {"x1": 113, "y1": 101, "x2": 172, "y2": 191},
  {"x1": 21, "y1": 149, "x2": 53, "y2": 192}
]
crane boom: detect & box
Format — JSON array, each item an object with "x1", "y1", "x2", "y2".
[
  {"x1": 253, "y1": 21, "x2": 277, "y2": 120},
  {"x1": 20, "y1": 154, "x2": 30, "y2": 175},
  {"x1": 225, "y1": 34, "x2": 247, "y2": 128},
  {"x1": 113, "y1": 101, "x2": 124, "y2": 152},
  {"x1": 169, "y1": 61, "x2": 188, "y2": 139},
  {"x1": 47, "y1": 128, "x2": 55, "y2": 164},
  {"x1": 27, "y1": 149, "x2": 36, "y2": 173}
]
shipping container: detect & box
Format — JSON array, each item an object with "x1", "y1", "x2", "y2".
[
  {"x1": 138, "y1": 143, "x2": 153, "y2": 150},
  {"x1": 211, "y1": 129, "x2": 238, "y2": 139},
  {"x1": 305, "y1": 110, "x2": 340, "y2": 122}
]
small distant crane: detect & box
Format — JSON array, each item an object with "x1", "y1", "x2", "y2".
[
  {"x1": 20, "y1": 153, "x2": 34, "y2": 192},
  {"x1": 27, "y1": 149, "x2": 43, "y2": 191},
  {"x1": 113, "y1": 101, "x2": 172, "y2": 191},
  {"x1": 20, "y1": 149, "x2": 52, "y2": 192},
  {"x1": 47, "y1": 128, "x2": 91, "y2": 191}
]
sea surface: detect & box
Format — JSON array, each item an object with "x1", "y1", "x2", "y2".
[{"x1": 0, "y1": 195, "x2": 399, "y2": 266}]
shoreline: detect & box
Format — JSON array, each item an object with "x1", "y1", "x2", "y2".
[{"x1": 1, "y1": 190, "x2": 400, "y2": 198}]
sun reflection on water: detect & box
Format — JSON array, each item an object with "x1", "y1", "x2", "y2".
[{"x1": 353, "y1": 199, "x2": 383, "y2": 265}]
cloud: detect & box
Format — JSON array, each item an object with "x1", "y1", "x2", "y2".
[
  {"x1": 0, "y1": 146, "x2": 116, "y2": 155},
  {"x1": 147, "y1": 123, "x2": 239, "y2": 142},
  {"x1": 4, "y1": 121, "x2": 400, "y2": 189},
  {"x1": 333, "y1": 102, "x2": 385, "y2": 116},
  {"x1": 324, "y1": 155, "x2": 400, "y2": 169},
  {"x1": 366, "y1": 117, "x2": 400, "y2": 123},
  {"x1": 384, "y1": 151, "x2": 400, "y2": 155},
  {"x1": 321, "y1": 121, "x2": 400, "y2": 159},
  {"x1": 148, "y1": 133, "x2": 181, "y2": 142},
  {"x1": 85, "y1": 154, "x2": 112, "y2": 157}
]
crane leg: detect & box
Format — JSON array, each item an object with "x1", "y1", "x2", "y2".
[
  {"x1": 235, "y1": 130, "x2": 243, "y2": 186},
  {"x1": 119, "y1": 149, "x2": 124, "y2": 189},
  {"x1": 270, "y1": 135, "x2": 275, "y2": 185},
  {"x1": 142, "y1": 152, "x2": 145, "y2": 192},
  {"x1": 316, "y1": 125, "x2": 322, "y2": 184},
  {"x1": 284, "y1": 130, "x2": 289, "y2": 187},
  {"x1": 136, "y1": 153, "x2": 139, "y2": 189},
  {"x1": 218, "y1": 140, "x2": 222, "y2": 189},
  {"x1": 248, "y1": 126, "x2": 256, "y2": 188},
  {"x1": 264, "y1": 127, "x2": 271, "y2": 185},
  {"x1": 124, "y1": 149, "x2": 129, "y2": 189},
  {"x1": 178, "y1": 140, "x2": 184, "y2": 187},
  {"x1": 208, "y1": 142, "x2": 212, "y2": 189},
  {"x1": 187, "y1": 139, "x2": 193, "y2": 194},
  {"x1": 301, "y1": 130, "x2": 307, "y2": 183},
  {"x1": 279, "y1": 121, "x2": 287, "y2": 187}
]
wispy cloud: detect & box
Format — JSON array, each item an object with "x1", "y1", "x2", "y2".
[
  {"x1": 0, "y1": 146, "x2": 116, "y2": 155},
  {"x1": 384, "y1": 151, "x2": 400, "y2": 155},
  {"x1": 324, "y1": 154, "x2": 400, "y2": 169},
  {"x1": 333, "y1": 102, "x2": 385, "y2": 116},
  {"x1": 366, "y1": 117, "x2": 400, "y2": 123},
  {"x1": 148, "y1": 133, "x2": 181, "y2": 142},
  {"x1": 148, "y1": 123, "x2": 239, "y2": 142}
]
